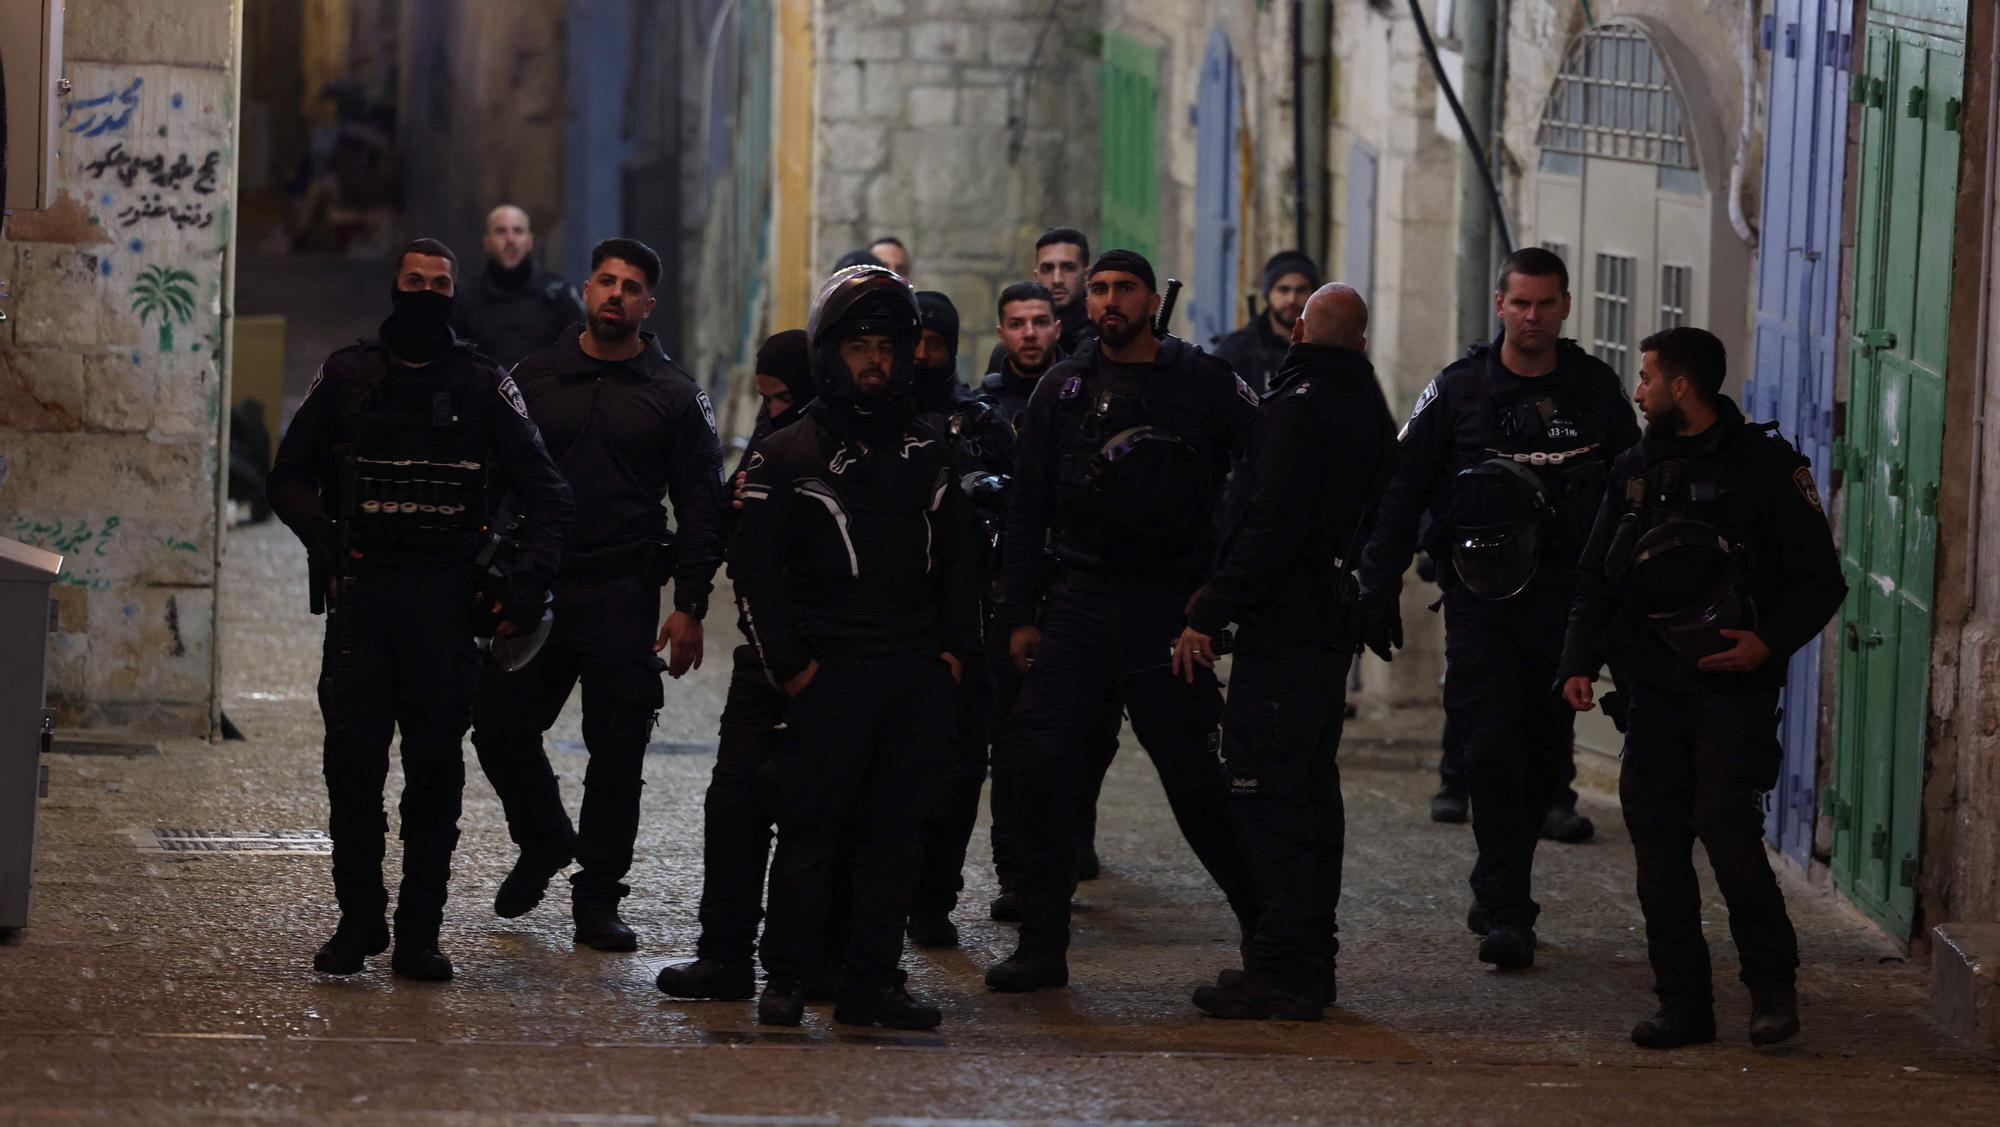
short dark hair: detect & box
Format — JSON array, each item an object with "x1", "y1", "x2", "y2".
[
  {"x1": 590, "y1": 237, "x2": 663, "y2": 289},
  {"x1": 1036, "y1": 226, "x2": 1090, "y2": 265},
  {"x1": 1495, "y1": 246, "x2": 1569, "y2": 295},
  {"x1": 397, "y1": 238, "x2": 458, "y2": 277},
  {"x1": 1640, "y1": 326, "x2": 1727, "y2": 401},
  {"x1": 996, "y1": 280, "x2": 1056, "y2": 320},
  {"x1": 868, "y1": 235, "x2": 907, "y2": 252},
  {"x1": 833, "y1": 248, "x2": 885, "y2": 273}
]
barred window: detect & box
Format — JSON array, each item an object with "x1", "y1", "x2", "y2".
[
  {"x1": 1538, "y1": 24, "x2": 1695, "y2": 169},
  {"x1": 1593, "y1": 253, "x2": 1635, "y2": 379},
  {"x1": 1660, "y1": 265, "x2": 1691, "y2": 331}
]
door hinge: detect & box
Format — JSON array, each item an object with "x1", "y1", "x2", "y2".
[
  {"x1": 1946, "y1": 97, "x2": 1964, "y2": 132},
  {"x1": 1870, "y1": 826, "x2": 1890, "y2": 859},
  {"x1": 1862, "y1": 328, "x2": 1898, "y2": 350},
  {"x1": 1830, "y1": 438, "x2": 1848, "y2": 475},
  {"x1": 1850, "y1": 72, "x2": 1867, "y2": 102},
  {"x1": 1868, "y1": 77, "x2": 1887, "y2": 108},
  {"x1": 1906, "y1": 86, "x2": 1928, "y2": 118},
  {"x1": 1919, "y1": 481, "x2": 1938, "y2": 516},
  {"x1": 1900, "y1": 855, "x2": 1918, "y2": 887},
  {"x1": 1887, "y1": 463, "x2": 1906, "y2": 497}
]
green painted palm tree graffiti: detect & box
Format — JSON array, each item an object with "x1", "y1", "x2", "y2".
[{"x1": 130, "y1": 265, "x2": 197, "y2": 352}]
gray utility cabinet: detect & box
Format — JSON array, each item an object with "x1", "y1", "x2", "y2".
[{"x1": 0, "y1": 536, "x2": 61, "y2": 932}]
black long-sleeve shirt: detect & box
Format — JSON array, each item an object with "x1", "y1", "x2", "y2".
[
  {"x1": 1559, "y1": 397, "x2": 1846, "y2": 691},
  {"x1": 268, "y1": 340, "x2": 573, "y2": 584},
  {"x1": 997, "y1": 335, "x2": 1258, "y2": 627},
  {"x1": 1358, "y1": 336, "x2": 1640, "y2": 597},
  {"x1": 732, "y1": 401, "x2": 981, "y2": 685},
  {"x1": 1188, "y1": 344, "x2": 1397, "y2": 642},
  {"x1": 510, "y1": 327, "x2": 725, "y2": 615}
]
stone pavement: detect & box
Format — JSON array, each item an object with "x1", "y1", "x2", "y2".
[{"x1": 1, "y1": 521, "x2": 1996, "y2": 1124}]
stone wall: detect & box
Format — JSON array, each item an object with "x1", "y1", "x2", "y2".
[
  {"x1": 0, "y1": 0, "x2": 240, "y2": 733},
  {"x1": 812, "y1": 0, "x2": 1103, "y2": 374}
]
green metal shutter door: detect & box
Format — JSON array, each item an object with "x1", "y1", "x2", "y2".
[{"x1": 1100, "y1": 33, "x2": 1160, "y2": 261}]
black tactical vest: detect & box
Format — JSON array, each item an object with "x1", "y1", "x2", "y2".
[{"x1": 326, "y1": 342, "x2": 494, "y2": 559}]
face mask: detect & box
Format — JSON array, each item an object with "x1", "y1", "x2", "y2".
[{"x1": 380, "y1": 285, "x2": 457, "y2": 363}]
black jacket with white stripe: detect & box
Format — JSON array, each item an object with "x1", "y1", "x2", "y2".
[{"x1": 730, "y1": 399, "x2": 982, "y2": 686}]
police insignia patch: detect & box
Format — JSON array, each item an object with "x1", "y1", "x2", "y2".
[
  {"x1": 498, "y1": 376, "x2": 531, "y2": 420},
  {"x1": 1793, "y1": 466, "x2": 1823, "y2": 513},
  {"x1": 696, "y1": 390, "x2": 718, "y2": 434},
  {"x1": 1235, "y1": 375, "x2": 1259, "y2": 406},
  {"x1": 1398, "y1": 379, "x2": 1440, "y2": 441}
]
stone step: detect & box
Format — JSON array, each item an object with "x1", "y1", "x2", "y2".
[{"x1": 1930, "y1": 923, "x2": 2000, "y2": 1050}]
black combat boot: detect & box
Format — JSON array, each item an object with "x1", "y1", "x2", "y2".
[
  {"x1": 573, "y1": 901, "x2": 638, "y2": 952},
  {"x1": 1192, "y1": 972, "x2": 1323, "y2": 1021},
  {"x1": 655, "y1": 958, "x2": 756, "y2": 1000},
  {"x1": 1748, "y1": 983, "x2": 1801, "y2": 1046},
  {"x1": 1430, "y1": 785, "x2": 1469, "y2": 824},
  {"x1": 757, "y1": 977, "x2": 806, "y2": 1026},
  {"x1": 1630, "y1": 1005, "x2": 1718, "y2": 1049},
  {"x1": 1214, "y1": 961, "x2": 1337, "y2": 1008},
  {"x1": 1466, "y1": 902, "x2": 1491, "y2": 936},
  {"x1": 985, "y1": 948, "x2": 1069, "y2": 992},
  {"x1": 493, "y1": 843, "x2": 572, "y2": 919},
  {"x1": 312, "y1": 915, "x2": 390, "y2": 975},
  {"x1": 1540, "y1": 803, "x2": 1596, "y2": 844},
  {"x1": 906, "y1": 911, "x2": 960, "y2": 949},
  {"x1": 389, "y1": 913, "x2": 453, "y2": 982},
  {"x1": 834, "y1": 981, "x2": 943, "y2": 1030},
  {"x1": 1477, "y1": 925, "x2": 1536, "y2": 969}
]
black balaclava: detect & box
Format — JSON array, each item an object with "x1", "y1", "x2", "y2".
[
  {"x1": 914, "y1": 291, "x2": 961, "y2": 410},
  {"x1": 487, "y1": 253, "x2": 535, "y2": 290},
  {"x1": 755, "y1": 329, "x2": 814, "y2": 429},
  {"x1": 380, "y1": 284, "x2": 457, "y2": 364}
]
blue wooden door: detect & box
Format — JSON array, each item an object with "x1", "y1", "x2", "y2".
[
  {"x1": 1745, "y1": 0, "x2": 1851, "y2": 865},
  {"x1": 1192, "y1": 25, "x2": 1241, "y2": 350}
]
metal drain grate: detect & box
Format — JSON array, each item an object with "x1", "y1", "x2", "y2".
[{"x1": 148, "y1": 829, "x2": 332, "y2": 854}]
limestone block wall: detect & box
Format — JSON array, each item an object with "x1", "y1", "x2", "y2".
[
  {"x1": 812, "y1": 0, "x2": 1103, "y2": 374},
  {"x1": 0, "y1": 0, "x2": 240, "y2": 734}
]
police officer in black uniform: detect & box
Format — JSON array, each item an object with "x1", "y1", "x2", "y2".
[
  {"x1": 1212, "y1": 250, "x2": 1318, "y2": 396},
  {"x1": 656, "y1": 331, "x2": 816, "y2": 1001},
  {"x1": 985, "y1": 249, "x2": 1260, "y2": 993},
  {"x1": 269, "y1": 238, "x2": 574, "y2": 981},
  {"x1": 1357, "y1": 247, "x2": 1639, "y2": 968},
  {"x1": 1177, "y1": 283, "x2": 1397, "y2": 1019},
  {"x1": 1561, "y1": 327, "x2": 1843, "y2": 1049},
  {"x1": 735, "y1": 265, "x2": 982, "y2": 1030},
  {"x1": 975, "y1": 281, "x2": 1127, "y2": 919},
  {"x1": 449, "y1": 205, "x2": 587, "y2": 369},
  {"x1": 469, "y1": 238, "x2": 726, "y2": 952}
]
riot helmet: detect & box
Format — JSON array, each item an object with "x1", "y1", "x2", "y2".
[
  {"x1": 477, "y1": 591, "x2": 554, "y2": 672},
  {"x1": 1447, "y1": 457, "x2": 1553, "y2": 600},
  {"x1": 1629, "y1": 518, "x2": 1755, "y2": 662},
  {"x1": 805, "y1": 265, "x2": 921, "y2": 403}
]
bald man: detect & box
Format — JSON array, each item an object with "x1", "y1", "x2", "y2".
[
  {"x1": 1176, "y1": 283, "x2": 1398, "y2": 1019},
  {"x1": 452, "y1": 204, "x2": 587, "y2": 369}
]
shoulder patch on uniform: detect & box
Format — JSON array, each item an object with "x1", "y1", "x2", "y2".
[
  {"x1": 1793, "y1": 466, "x2": 1824, "y2": 514},
  {"x1": 746, "y1": 450, "x2": 765, "y2": 472},
  {"x1": 1235, "y1": 375, "x2": 1259, "y2": 406},
  {"x1": 695, "y1": 389, "x2": 718, "y2": 434},
  {"x1": 1398, "y1": 378, "x2": 1441, "y2": 441},
  {"x1": 1059, "y1": 376, "x2": 1082, "y2": 400},
  {"x1": 498, "y1": 375, "x2": 532, "y2": 420}
]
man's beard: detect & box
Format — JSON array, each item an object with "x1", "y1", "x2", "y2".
[
  {"x1": 1272, "y1": 308, "x2": 1300, "y2": 330},
  {"x1": 1643, "y1": 403, "x2": 1688, "y2": 442},
  {"x1": 1008, "y1": 346, "x2": 1050, "y2": 376},
  {"x1": 1097, "y1": 314, "x2": 1145, "y2": 349},
  {"x1": 587, "y1": 310, "x2": 638, "y2": 343}
]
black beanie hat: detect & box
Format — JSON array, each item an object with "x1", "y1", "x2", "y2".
[
  {"x1": 755, "y1": 329, "x2": 813, "y2": 401},
  {"x1": 1086, "y1": 248, "x2": 1157, "y2": 293},
  {"x1": 915, "y1": 291, "x2": 960, "y2": 360},
  {"x1": 1260, "y1": 250, "x2": 1321, "y2": 295}
]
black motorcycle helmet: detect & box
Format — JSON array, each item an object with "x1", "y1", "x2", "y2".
[
  {"x1": 806, "y1": 265, "x2": 921, "y2": 403},
  {"x1": 1630, "y1": 518, "x2": 1756, "y2": 661},
  {"x1": 1447, "y1": 457, "x2": 1553, "y2": 601}
]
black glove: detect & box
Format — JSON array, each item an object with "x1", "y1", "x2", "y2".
[
  {"x1": 1358, "y1": 591, "x2": 1403, "y2": 663},
  {"x1": 501, "y1": 573, "x2": 550, "y2": 633}
]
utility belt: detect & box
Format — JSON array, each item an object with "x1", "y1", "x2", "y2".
[
  {"x1": 557, "y1": 538, "x2": 677, "y2": 587},
  {"x1": 1238, "y1": 567, "x2": 1361, "y2": 645},
  {"x1": 336, "y1": 450, "x2": 487, "y2": 555}
]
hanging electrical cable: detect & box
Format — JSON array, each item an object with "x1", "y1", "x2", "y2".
[{"x1": 1408, "y1": 0, "x2": 1516, "y2": 254}]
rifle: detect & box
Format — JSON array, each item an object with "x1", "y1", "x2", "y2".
[{"x1": 1152, "y1": 278, "x2": 1183, "y2": 339}]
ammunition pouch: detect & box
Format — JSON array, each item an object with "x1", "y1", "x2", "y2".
[{"x1": 340, "y1": 451, "x2": 487, "y2": 556}]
